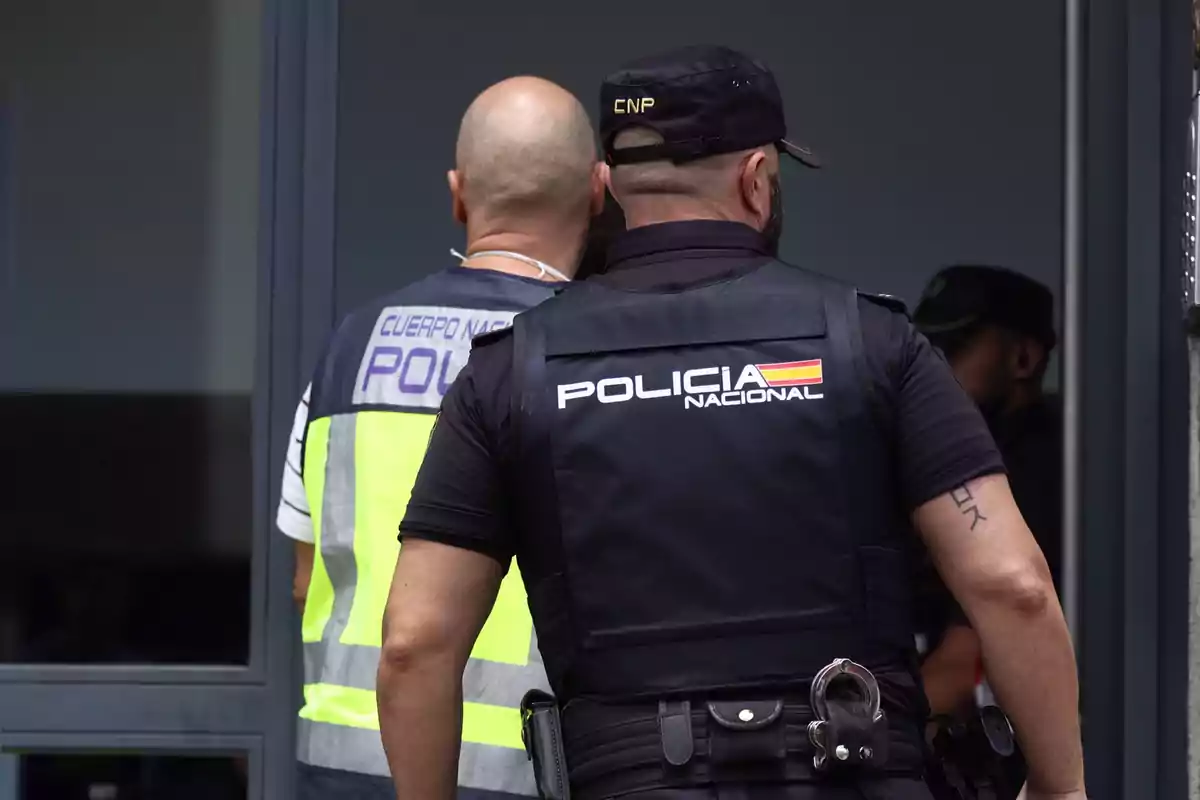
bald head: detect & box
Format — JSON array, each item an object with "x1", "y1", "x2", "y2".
[{"x1": 454, "y1": 76, "x2": 597, "y2": 222}]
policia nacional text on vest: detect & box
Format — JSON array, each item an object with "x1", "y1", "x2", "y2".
[
  {"x1": 498, "y1": 260, "x2": 930, "y2": 799},
  {"x1": 298, "y1": 267, "x2": 554, "y2": 797}
]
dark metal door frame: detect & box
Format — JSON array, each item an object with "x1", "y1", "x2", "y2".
[
  {"x1": 0, "y1": 1, "x2": 338, "y2": 797},
  {"x1": 1068, "y1": 0, "x2": 1193, "y2": 797}
]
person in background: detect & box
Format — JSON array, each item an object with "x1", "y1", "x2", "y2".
[
  {"x1": 913, "y1": 265, "x2": 1062, "y2": 798},
  {"x1": 277, "y1": 75, "x2": 604, "y2": 799}
]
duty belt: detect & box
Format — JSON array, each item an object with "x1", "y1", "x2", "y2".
[{"x1": 522, "y1": 659, "x2": 925, "y2": 800}]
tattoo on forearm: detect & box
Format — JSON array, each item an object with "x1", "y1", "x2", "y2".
[{"x1": 950, "y1": 483, "x2": 987, "y2": 531}]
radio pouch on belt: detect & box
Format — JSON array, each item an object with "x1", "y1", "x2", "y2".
[
  {"x1": 521, "y1": 690, "x2": 571, "y2": 800},
  {"x1": 705, "y1": 700, "x2": 787, "y2": 765}
]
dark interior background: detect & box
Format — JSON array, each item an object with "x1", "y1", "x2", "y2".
[{"x1": 334, "y1": 1, "x2": 1065, "y2": 350}]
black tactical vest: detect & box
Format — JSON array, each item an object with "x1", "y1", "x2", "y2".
[{"x1": 509, "y1": 260, "x2": 916, "y2": 704}]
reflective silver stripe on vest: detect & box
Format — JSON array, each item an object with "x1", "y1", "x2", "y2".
[
  {"x1": 458, "y1": 735, "x2": 540, "y2": 796},
  {"x1": 304, "y1": 632, "x2": 548, "y2": 705},
  {"x1": 311, "y1": 414, "x2": 358, "y2": 684},
  {"x1": 297, "y1": 720, "x2": 539, "y2": 795}
]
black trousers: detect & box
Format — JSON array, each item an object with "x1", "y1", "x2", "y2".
[
  {"x1": 295, "y1": 762, "x2": 533, "y2": 800},
  {"x1": 619, "y1": 778, "x2": 935, "y2": 800}
]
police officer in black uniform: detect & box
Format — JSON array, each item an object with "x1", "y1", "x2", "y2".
[
  {"x1": 378, "y1": 46, "x2": 1086, "y2": 800},
  {"x1": 912, "y1": 267, "x2": 1064, "y2": 799}
]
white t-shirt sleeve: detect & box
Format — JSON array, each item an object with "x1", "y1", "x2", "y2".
[{"x1": 276, "y1": 384, "x2": 315, "y2": 543}]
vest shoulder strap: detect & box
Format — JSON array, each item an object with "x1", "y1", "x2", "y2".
[
  {"x1": 472, "y1": 325, "x2": 515, "y2": 349},
  {"x1": 849, "y1": 291, "x2": 900, "y2": 441},
  {"x1": 858, "y1": 291, "x2": 909, "y2": 318}
]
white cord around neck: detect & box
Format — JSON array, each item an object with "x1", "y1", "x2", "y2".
[{"x1": 450, "y1": 248, "x2": 571, "y2": 283}]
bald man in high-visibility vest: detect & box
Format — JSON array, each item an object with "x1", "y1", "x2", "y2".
[{"x1": 276, "y1": 75, "x2": 608, "y2": 800}]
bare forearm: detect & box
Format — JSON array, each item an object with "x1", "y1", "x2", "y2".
[
  {"x1": 377, "y1": 655, "x2": 462, "y2": 799},
  {"x1": 914, "y1": 477, "x2": 1084, "y2": 795},
  {"x1": 972, "y1": 597, "x2": 1083, "y2": 793},
  {"x1": 377, "y1": 539, "x2": 505, "y2": 798}
]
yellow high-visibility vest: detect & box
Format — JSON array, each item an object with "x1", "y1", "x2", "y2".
[{"x1": 297, "y1": 410, "x2": 549, "y2": 794}]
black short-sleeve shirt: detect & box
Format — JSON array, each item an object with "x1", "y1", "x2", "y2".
[
  {"x1": 918, "y1": 398, "x2": 1063, "y2": 638},
  {"x1": 400, "y1": 221, "x2": 1006, "y2": 564}
]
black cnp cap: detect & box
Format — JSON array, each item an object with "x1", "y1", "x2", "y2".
[
  {"x1": 913, "y1": 265, "x2": 1057, "y2": 351},
  {"x1": 600, "y1": 44, "x2": 820, "y2": 168}
]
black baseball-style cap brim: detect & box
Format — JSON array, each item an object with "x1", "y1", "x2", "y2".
[
  {"x1": 600, "y1": 45, "x2": 822, "y2": 169},
  {"x1": 913, "y1": 266, "x2": 1057, "y2": 351},
  {"x1": 778, "y1": 139, "x2": 821, "y2": 168},
  {"x1": 610, "y1": 136, "x2": 822, "y2": 168}
]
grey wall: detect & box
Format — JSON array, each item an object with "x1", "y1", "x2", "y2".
[
  {"x1": 334, "y1": 0, "x2": 1064, "y2": 346},
  {"x1": 0, "y1": 0, "x2": 259, "y2": 394}
]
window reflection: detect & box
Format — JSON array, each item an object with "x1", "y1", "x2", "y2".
[{"x1": 0, "y1": 0, "x2": 260, "y2": 664}]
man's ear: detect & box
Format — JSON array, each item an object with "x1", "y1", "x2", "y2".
[
  {"x1": 1012, "y1": 339, "x2": 1045, "y2": 380},
  {"x1": 447, "y1": 170, "x2": 467, "y2": 225},
  {"x1": 738, "y1": 150, "x2": 771, "y2": 227},
  {"x1": 591, "y1": 162, "x2": 608, "y2": 216},
  {"x1": 599, "y1": 161, "x2": 614, "y2": 200}
]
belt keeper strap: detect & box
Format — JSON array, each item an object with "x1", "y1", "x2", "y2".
[{"x1": 658, "y1": 700, "x2": 694, "y2": 766}]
